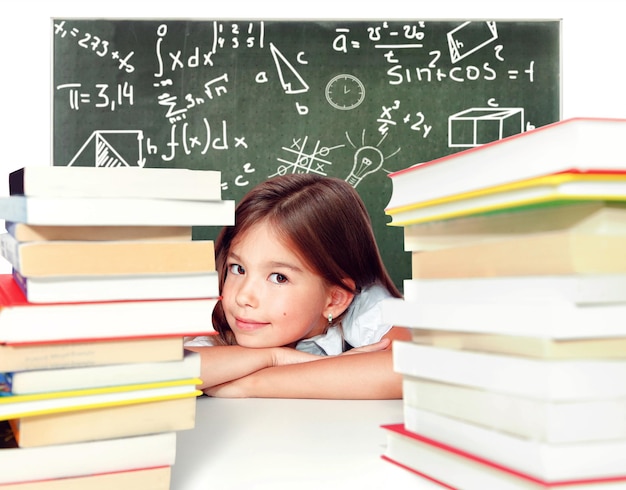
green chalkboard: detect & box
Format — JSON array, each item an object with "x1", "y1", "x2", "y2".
[{"x1": 52, "y1": 19, "x2": 561, "y2": 290}]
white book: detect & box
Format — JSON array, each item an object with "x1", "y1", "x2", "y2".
[
  {"x1": 9, "y1": 351, "x2": 201, "y2": 394},
  {"x1": 393, "y1": 341, "x2": 626, "y2": 400},
  {"x1": 386, "y1": 118, "x2": 626, "y2": 211},
  {"x1": 403, "y1": 376, "x2": 626, "y2": 444},
  {"x1": 382, "y1": 297, "x2": 626, "y2": 339},
  {"x1": 403, "y1": 274, "x2": 626, "y2": 305},
  {"x1": 409, "y1": 329, "x2": 626, "y2": 360},
  {"x1": 382, "y1": 423, "x2": 626, "y2": 489},
  {"x1": 10, "y1": 166, "x2": 222, "y2": 200},
  {"x1": 401, "y1": 406, "x2": 626, "y2": 482},
  {"x1": 13, "y1": 270, "x2": 219, "y2": 305},
  {"x1": 0, "y1": 429, "x2": 176, "y2": 485},
  {"x1": 0, "y1": 195, "x2": 234, "y2": 226},
  {"x1": 1, "y1": 277, "x2": 217, "y2": 344}
]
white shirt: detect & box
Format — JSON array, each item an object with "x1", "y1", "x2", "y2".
[{"x1": 295, "y1": 284, "x2": 395, "y2": 356}]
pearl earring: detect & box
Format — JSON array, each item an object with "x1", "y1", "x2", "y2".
[{"x1": 327, "y1": 313, "x2": 333, "y2": 325}]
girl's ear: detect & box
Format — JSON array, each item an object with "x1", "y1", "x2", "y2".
[{"x1": 325, "y1": 279, "x2": 356, "y2": 319}]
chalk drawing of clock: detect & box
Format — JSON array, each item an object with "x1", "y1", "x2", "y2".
[{"x1": 325, "y1": 74, "x2": 365, "y2": 110}]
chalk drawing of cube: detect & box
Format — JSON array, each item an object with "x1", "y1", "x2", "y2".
[{"x1": 448, "y1": 108, "x2": 524, "y2": 148}]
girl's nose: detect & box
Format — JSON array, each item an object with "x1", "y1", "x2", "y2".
[{"x1": 234, "y1": 277, "x2": 258, "y2": 308}]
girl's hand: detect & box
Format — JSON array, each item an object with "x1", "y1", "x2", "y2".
[
  {"x1": 204, "y1": 379, "x2": 247, "y2": 398},
  {"x1": 271, "y1": 346, "x2": 323, "y2": 366},
  {"x1": 204, "y1": 348, "x2": 322, "y2": 397},
  {"x1": 271, "y1": 338, "x2": 391, "y2": 365}
]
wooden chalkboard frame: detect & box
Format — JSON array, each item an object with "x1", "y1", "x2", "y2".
[{"x1": 52, "y1": 19, "x2": 561, "y2": 290}]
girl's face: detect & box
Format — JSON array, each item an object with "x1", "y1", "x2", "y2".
[{"x1": 221, "y1": 220, "x2": 333, "y2": 348}]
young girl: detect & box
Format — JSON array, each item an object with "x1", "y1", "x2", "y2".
[{"x1": 185, "y1": 173, "x2": 410, "y2": 399}]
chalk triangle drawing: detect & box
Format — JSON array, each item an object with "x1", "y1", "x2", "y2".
[
  {"x1": 269, "y1": 43, "x2": 309, "y2": 94},
  {"x1": 95, "y1": 133, "x2": 130, "y2": 167},
  {"x1": 67, "y1": 130, "x2": 145, "y2": 167}
]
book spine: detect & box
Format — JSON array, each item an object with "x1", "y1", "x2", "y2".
[
  {"x1": 0, "y1": 234, "x2": 19, "y2": 271},
  {"x1": 11, "y1": 269, "x2": 27, "y2": 298},
  {"x1": 0, "y1": 373, "x2": 12, "y2": 395},
  {"x1": 8, "y1": 168, "x2": 25, "y2": 196}
]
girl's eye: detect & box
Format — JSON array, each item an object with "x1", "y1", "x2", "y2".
[
  {"x1": 268, "y1": 273, "x2": 288, "y2": 285},
  {"x1": 228, "y1": 264, "x2": 245, "y2": 275}
]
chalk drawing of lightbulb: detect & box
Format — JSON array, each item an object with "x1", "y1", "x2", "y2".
[
  {"x1": 346, "y1": 146, "x2": 384, "y2": 187},
  {"x1": 344, "y1": 129, "x2": 400, "y2": 188}
]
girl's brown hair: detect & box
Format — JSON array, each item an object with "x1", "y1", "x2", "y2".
[{"x1": 212, "y1": 173, "x2": 401, "y2": 345}]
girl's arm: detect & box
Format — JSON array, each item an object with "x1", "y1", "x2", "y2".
[
  {"x1": 200, "y1": 326, "x2": 411, "y2": 400},
  {"x1": 184, "y1": 344, "x2": 322, "y2": 390}
]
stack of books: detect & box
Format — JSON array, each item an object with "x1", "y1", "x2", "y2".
[
  {"x1": 380, "y1": 117, "x2": 626, "y2": 489},
  {"x1": 0, "y1": 166, "x2": 234, "y2": 489}
]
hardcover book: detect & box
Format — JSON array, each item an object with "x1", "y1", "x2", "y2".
[
  {"x1": 386, "y1": 117, "x2": 626, "y2": 212},
  {"x1": 0, "y1": 195, "x2": 235, "y2": 226},
  {"x1": 393, "y1": 340, "x2": 626, "y2": 400},
  {"x1": 409, "y1": 230, "x2": 626, "y2": 278},
  {"x1": 382, "y1": 423, "x2": 626, "y2": 489},
  {"x1": 0, "y1": 378, "x2": 201, "y2": 420},
  {"x1": 402, "y1": 274, "x2": 626, "y2": 305},
  {"x1": 11, "y1": 396, "x2": 196, "y2": 447},
  {"x1": 5, "y1": 222, "x2": 193, "y2": 242},
  {"x1": 401, "y1": 201, "x2": 626, "y2": 252},
  {"x1": 403, "y1": 377, "x2": 626, "y2": 443},
  {"x1": 5, "y1": 350, "x2": 201, "y2": 395},
  {"x1": 409, "y1": 329, "x2": 626, "y2": 359},
  {"x1": 0, "y1": 336, "x2": 185, "y2": 372},
  {"x1": 11, "y1": 270, "x2": 219, "y2": 305},
  {"x1": 394, "y1": 407, "x2": 626, "y2": 481},
  {"x1": 0, "y1": 422, "x2": 176, "y2": 485},
  {"x1": 0, "y1": 233, "x2": 215, "y2": 277},
  {"x1": 0, "y1": 467, "x2": 171, "y2": 490},
  {"x1": 0, "y1": 274, "x2": 217, "y2": 343},
  {"x1": 9, "y1": 166, "x2": 222, "y2": 201},
  {"x1": 382, "y1": 297, "x2": 626, "y2": 339},
  {"x1": 386, "y1": 170, "x2": 626, "y2": 226}
]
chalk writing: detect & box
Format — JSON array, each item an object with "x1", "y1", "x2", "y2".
[
  {"x1": 56, "y1": 82, "x2": 134, "y2": 111},
  {"x1": 53, "y1": 19, "x2": 561, "y2": 290}
]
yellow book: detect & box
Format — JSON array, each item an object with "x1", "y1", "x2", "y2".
[
  {"x1": 0, "y1": 378, "x2": 202, "y2": 420},
  {"x1": 386, "y1": 171, "x2": 626, "y2": 226}
]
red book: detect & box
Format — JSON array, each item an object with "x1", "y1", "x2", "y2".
[
  {"x1": 0, "y1": 275, "x2": 217, "y2": 345},
  {"x1": 382, "y1": 423, "x2": 626, "y2": 489}
]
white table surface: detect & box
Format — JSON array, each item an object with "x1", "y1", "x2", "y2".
[{"x1": 171, "y1": 397, "x2": 439, "y2": 489}]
